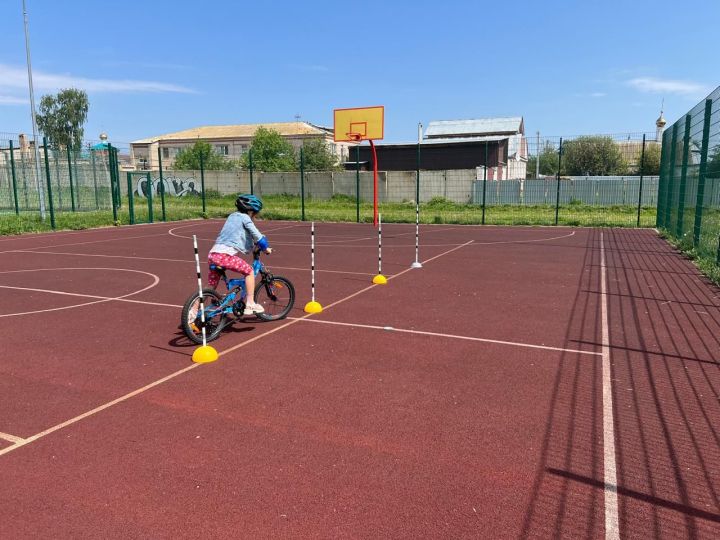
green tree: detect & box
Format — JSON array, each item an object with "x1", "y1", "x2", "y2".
[
  {"x1": 526, "y1": 141, "x2": 562, "y2": 177},
  {"x1": 241, "y1": 127, "x2": 296, "y2": 171},
  {"x1": 637, "y1": 143, "x2": 661, "y2": 175},
  {"x1": 36, "y1": 88, "x2": 89, "y2": 150},
  {"x1": 301, "y1": 137, "x2": 340, "y2": 170},
  {"x1": 174, "y1": 140, "x2": 235, "y2": 170},
  {"x1": 562, "y1": 136, "x2": 627, "y2": 176}
]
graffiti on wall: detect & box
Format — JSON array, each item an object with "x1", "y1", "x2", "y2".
[{"x1": 134, "y1": 175, "x2": 201, "y2": 198}]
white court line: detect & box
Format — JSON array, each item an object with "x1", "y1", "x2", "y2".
[
  {"x1": 168, "y1": 224, "x2": 575, "y2": 249},
  {"x1": 12, "y1": 249, "x2": 375, "y2": 276},
  {"x1": 0, "y1": 364, "x2": 201, "y2": 457},
  {"x1": 288, "y1": 318, "x2": 601, "y2": 356},
  {"x1": 0, "y1": 268, "x2": 162, "y2": 317},
  {"x1": 0, "y1": 432, "x2": 26, "y2": 444},
  {"x1": 7, "y1": 232, "x2": 171, "y2": 252},
  {"x1": 600, "y1": 231, "x2": 620, "y2": 540},
  {"x1": 0, "y1": 238, "x2": 474, "y2": 457},
  {"x1": 167, "y1": 221, "x2": 302, "y2": 240},
  {"x1": 0, "y1": 284, "x2": 181, "y2": 310},
  {"x1": 270, "y1": 230, "x2": 577, "y2": 249}
]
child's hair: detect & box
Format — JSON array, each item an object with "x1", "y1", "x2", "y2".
[{"x1": 235, "y1": 194, "x2": 263, "y2": 214}]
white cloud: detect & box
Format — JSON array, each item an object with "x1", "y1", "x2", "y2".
[
  {"x1": 0, "y1": 64, "x2": 196, "y2": 95},
  {"x1": 0, "y1": 95, "x2": 28, "y2": 105},
  {"x1": 590, "y1": 92, "x2": 606, "y2": 98},
  {"x1": 626, "y1": 77, "x2": 710, "y2": 96}
]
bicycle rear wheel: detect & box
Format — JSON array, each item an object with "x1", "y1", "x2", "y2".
[
  {"x1": 255, "y1": 276, "x2": 295, "y2": 321},
  {"x1": 181, "y1": 288, "x2": 226, "y2": 344}
]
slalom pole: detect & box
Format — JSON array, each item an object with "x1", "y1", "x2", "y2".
[
  {"x1": 304, "y1": 222, "x2": 323, "y2": 313},
  {"x1": 373, "y1": 214, "x2": 388, "y2": 284},
  {"x1": 411, "y1": 203, "x2": 422, "y2": 268},
  {"x1": 191, "y1": 234, "x2": 218, "y2": 363}
]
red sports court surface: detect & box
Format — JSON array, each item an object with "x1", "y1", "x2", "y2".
[{"x1": 0, "y1": 220, "x2": 719, "y2": 539}]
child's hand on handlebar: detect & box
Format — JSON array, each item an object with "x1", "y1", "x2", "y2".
[{"x1": 265, "y1": 247, "x2": 273, "y2": 254}]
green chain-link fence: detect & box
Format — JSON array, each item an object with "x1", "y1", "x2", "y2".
[
  {"x1": 2, "y1": 130, "x2": 661, "y2": 232},
  {"x1": 657, "y1": 86, "x2": 720, "y2": 277}
]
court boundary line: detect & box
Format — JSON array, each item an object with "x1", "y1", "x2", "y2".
[
  {"x1": 0, "y1": 239, "x2": 474, "y2": 457},
  {"x1": 10, "y1": 249, "x2": 377, "y2": 276},
  {"x1": 600, "y1": 231, "x2": 620, "y2": 540},
  {"x1": 288, "y1": 317, "x2": 602, "y2": 356},
  {"x1": 0, "y1": 279, "x2": 603, "y2": 357},
  {"x1": 0, "y1": 432, "x2": 26, "y2": 444},
  {"x1": 0, "y1": 268, "x2": 162, "y2": 318}
]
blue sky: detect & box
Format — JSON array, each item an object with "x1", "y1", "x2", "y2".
[{"x1": 0, "y1": 0, "x2": 717, "y2": 146}]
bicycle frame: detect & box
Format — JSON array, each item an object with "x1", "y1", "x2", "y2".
[{"x1": 204, "y1": 254, "x2": 266, "y2": 318}]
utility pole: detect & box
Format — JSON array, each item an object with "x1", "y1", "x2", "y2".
[{"x1": 23, "y1": 0, "x2": 47, "y2": 219}]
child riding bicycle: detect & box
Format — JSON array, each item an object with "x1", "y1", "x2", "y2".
[{"x1": 207, "y1": 194, "x2": 272, "y2": 315}]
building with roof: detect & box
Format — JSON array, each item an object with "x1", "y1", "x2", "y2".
[
  {"x1": 350, "y1": 116, "x2": 527, "y2": 179},
  {"x1": 130, "y1": 122, "x2": 355, "y2": 170}
]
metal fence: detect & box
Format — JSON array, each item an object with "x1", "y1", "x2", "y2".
[
  {"x1": 657, "y1": 85, "x2": 720, "y2": 274},
  {"x1": 1, "y1": 131, "x2": 661, "y2": 231}
]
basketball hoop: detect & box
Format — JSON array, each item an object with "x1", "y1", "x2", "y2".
[{"x1": 346, "y1": 132, "x2": 362, "y2": 142}]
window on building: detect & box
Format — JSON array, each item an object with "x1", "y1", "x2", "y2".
[
  {"x1": 216, "y1": 145, "x2": 229, "y2": 156},
  {"x1": 162, "y1": 147, "x2": 170, "y2": 159}
]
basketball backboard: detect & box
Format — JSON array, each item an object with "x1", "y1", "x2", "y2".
[{"x1": 333, "y1": 106, "x2": 384, "y2": 142}]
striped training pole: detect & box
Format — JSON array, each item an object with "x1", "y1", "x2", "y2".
[
  {"x1": 303, "y1": 222, "x2": 323, "y2": 312},
  {"x1": 378, "y1": 214, "x2": 382, "y2": 275},
  {"x1": 373, "y1": 213, "x2": 388, "y2": 284},
  {"x1": 193, "y1": 234, "x2": 207, "y2": 347},
  {"x1": 411, "y1": 203, "x2": 422, "y2": 268},
  {"x1": 310, "y1": 222, "x2": 316, "y2": 302}
]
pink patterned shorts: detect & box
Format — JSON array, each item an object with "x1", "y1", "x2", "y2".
[{"x1": 207, "y1": 252, "x2": 252, "y2": 288}]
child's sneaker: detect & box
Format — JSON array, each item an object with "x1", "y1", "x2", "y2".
[{"x1": 243, "y1": 302, "x2": 265, "y2": 315}]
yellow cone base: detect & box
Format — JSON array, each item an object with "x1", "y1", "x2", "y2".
[
  {"x1": 304, "y1": 300, "x2": 324, "y2": 313},
  {"x1": 192, "y1": 345, "x2": 219, "y2": 364},
  {"x1": 372, "y1": 274, "x2": 388, "y2": 285}
]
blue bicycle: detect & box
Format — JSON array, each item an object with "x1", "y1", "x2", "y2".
[{"x1": 181, "y1": 250, "x2": 295, "y2": 344}]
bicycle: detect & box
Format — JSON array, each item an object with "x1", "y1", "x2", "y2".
[{"x1": 180, "y1": 249, "x2": 295, "y2": 344}]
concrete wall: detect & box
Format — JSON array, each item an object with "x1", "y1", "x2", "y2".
[{"x1": 122, "y1": 169, "x2": 661, "y2": 208}]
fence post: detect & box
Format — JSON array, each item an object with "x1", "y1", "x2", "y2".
[
  {"x1": 676, "y1": 114, "x2": 692, "y2": 239},
  {"x1": 656, "y1": 132, "x2": 668, "y2": 228},
  {"x1": 555, "y1": 138, "x2": 563, "y2": 226},
  {"x1": 637, "y1": 134, "x2": 646, "y2": 227},
  {"x1": 126, "y1": 172, "x2": 135, "y2": 225},
  {"x1": 9, "y1": 140, "x2": 19, "y2": 214},
  {"x1": 67, "y1": 144, "x2": 76, "y2": 212},
  {"x1": 199, "y1": 150, "x2": 206, "y2": 215},
  {"x1": 356, "y1": 145, "x2": 360, "y2": 223},
  {"x1": 73, "y1": 148, "x2": 81, "y2": 211},
  {"x1": 42, "y1": 137, "x2": 56, "y2": 229},
  {"x1": 482, "y1": 142, "x2": 488, "y2": 225},
  {"x1": 108, "y1": 145, "x2": 121, "y2": 212},
  {"x1": 693, "y1": 99, "x2": 713, "y2": 247},
  {"x1": 146, "y1": 171, "x2": 154, "y2": 223},
  {"x1": 665, "y1": 123, "x2": 679, "y2": 228},
  {"x1": 108, "y1": 145, "x2": 118, "y2": 222},
  {"x1": 157, "y1": 146, "x2": 166, "y2": 221},
  {"x1": 300, "y1": 147, "x2": 306, "y2": 221},
  {"x1": 90, "y1": 148, "x2": 99, "y2": 209},
  {"x1": 248, "y1": 149, "x2": 254, "y2": 195}
]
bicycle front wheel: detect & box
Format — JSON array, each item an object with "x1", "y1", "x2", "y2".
[
  {"x1": 255, "y1": 276, "x2": 295, "y2": 321},
  {"x1": 181, "y1": 288, "x2": 226, "y2": 344}
]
